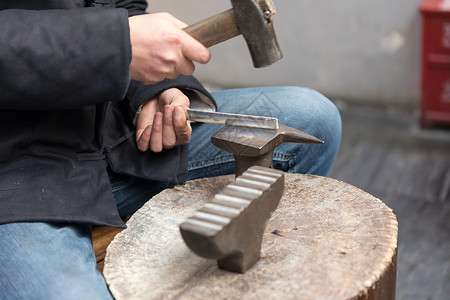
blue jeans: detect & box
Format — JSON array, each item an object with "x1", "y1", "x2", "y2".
[
  {"x1": 189, "y1": 87, "x2": 341, "y2": 178},
  {"x1": 0, "y1": 87, "x2": 341, "y2": 299}
]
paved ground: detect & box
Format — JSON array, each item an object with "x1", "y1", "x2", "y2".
[{"x1": 328, "y1": 102, "x2": 450, "y2": 300}]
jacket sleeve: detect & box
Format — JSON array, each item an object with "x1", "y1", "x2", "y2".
[
  {"x1": 0, "y1": 7, "x2": 132, "y2": 110},
  {"x1": 114, "y1": 0, "x2": 147, "y2": 16},
  {"x1": 125, "y1": 77, "x2": 216, "y2": 120}
]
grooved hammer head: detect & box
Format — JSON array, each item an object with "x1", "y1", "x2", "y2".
[{"x1": 232, "y1": 0, "x2": 283, "y2": 67}]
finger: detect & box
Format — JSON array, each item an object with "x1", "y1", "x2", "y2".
[
  {"x1": 166, "y1": 71, "x2": 181, "y2": 80},
  {"x1": 150, "y1": 112, "x2": 164, "y2": 153},
  {"x1": 165, "y1": 51, "x2": 195, "y2": 78},
  {"x1": 136, "y1": 125, "x2": 152, "y2": 152},
  {"x1": 136, "y1": 100, "x2": 157, "y2": 128},
  {"x1": 162, "y1": 105, "x2": 177, "y2": 149},
  {"x1": 173, "y1": 106, "x2": 191, "y2": 145},
  {"x1": 136, "y1": 100, "x2": 157, "y2": 143},
  {"x1": 173, "y1": 58, "x2": 196, "y2": 77},
  {"x1": 179, "y1": 31, "x2": 211, "y2": 64},
  {"x1": 151, "y1": 59, "x2": 177, "y2": 81}
]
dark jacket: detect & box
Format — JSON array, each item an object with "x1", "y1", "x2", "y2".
[{"x1": 0, "y1": 0, "x2": 215, "y2": 227}]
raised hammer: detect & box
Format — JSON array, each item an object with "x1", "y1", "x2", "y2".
[{"x1": 183, "y1": 0, "x2": 283, "y2": 68}]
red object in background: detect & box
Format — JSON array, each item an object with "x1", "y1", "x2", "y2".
[{"x1": 420, "y1": 0, "x2": 450, "y2": 128}]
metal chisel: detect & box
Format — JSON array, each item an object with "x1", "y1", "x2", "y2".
[{"x1": 185, "y1": 108, "x2": 279, "y2": 130}]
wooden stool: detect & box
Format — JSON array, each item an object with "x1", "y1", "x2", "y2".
[
  {"x1": 103, "y1": 174, "x2": 398, "y2": 299},
  {"x1": 92, "y1": 226, "x2": 123, "y2": 273}
]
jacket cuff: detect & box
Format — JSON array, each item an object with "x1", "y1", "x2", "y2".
[{"x1": 126, "y1": 75, "x2": 216, "y2": 122}]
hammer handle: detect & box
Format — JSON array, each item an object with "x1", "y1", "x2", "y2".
[{"x1": 184, "y1": 9, "x2": 241, "y2": 48}]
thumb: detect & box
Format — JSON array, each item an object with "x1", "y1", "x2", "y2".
[{"x1": 180, "y1": 30, "x2": 211, "y2": 64}]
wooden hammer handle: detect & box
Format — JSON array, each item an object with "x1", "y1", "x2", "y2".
[{"x1": 183, "y1": 9, "x2": 241, "y2": 48}]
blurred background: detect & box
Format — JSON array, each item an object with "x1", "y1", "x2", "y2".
[
  {"x1": 147, "y1": 1, "x2": 449, "y2": 299},
  {"x1": 148, "y1": 0, "x2": 421, "y2": 108}
]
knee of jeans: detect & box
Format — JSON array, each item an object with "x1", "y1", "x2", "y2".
[
  {"x1": 314, "y1": 97, "x2": 342, "y2": 157},
  {"x1": 311, "y1": 104, "x2": 342, "y2": 175},
  {"x1": 311, "y1": 101, "x2": 342, "y2": 171},
  {"x1": 280, "y1": 87, "x2": 341, "y2": 145},
  {"x1": 279, "y1": 87, "x2": 342, "y2": 174}
]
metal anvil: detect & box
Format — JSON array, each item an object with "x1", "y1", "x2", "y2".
[
  {"x1": 211, "y1": 124, "x2": 324, "y2": 176},
  {"x1": 180, "y1": 166, "x2": 284, "y2": 273}
]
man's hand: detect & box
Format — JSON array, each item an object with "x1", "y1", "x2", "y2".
[
  {"x1": 128, "y1": 13, "x2": 211, "y2": 85},
  {"x1": 136, "y1": 88, "x2": 191, "y2": 152}
]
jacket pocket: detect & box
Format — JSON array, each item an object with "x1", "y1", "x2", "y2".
[{"x1": 0, "y1": 158, "x2": 29, "y2": 191}]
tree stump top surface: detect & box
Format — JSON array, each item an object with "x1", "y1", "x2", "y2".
[{"x1": 104, "y1": 174, "x2": 398, "y2": 300}]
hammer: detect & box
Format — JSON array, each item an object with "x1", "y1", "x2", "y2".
[{"x1": 183, "y1": 0, "x2": 282, "y2": 68}]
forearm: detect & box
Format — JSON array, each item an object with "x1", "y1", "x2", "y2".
[{"x1": 0, "y1": 8, "x2": 131, "y2": 110}]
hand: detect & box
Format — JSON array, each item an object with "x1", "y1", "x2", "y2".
[
  {"x1": 128, "y1": 13, "x2": 211, "y2": 84},
  {"x1": 136, "y1": 88, "x2": 191, "y2": 152}
]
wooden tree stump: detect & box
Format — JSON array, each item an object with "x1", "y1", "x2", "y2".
[{"x1": 104, "y1": 174, "x2": 398, "y2": 300}]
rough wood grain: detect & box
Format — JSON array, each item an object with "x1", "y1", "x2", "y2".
[{"x1": 104, "y1": 174, "x2": 398, "y2": 300}]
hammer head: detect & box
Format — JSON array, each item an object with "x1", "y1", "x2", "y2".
[{"x1": 231, "y1": 0, "x2": 283, "y2": 67}]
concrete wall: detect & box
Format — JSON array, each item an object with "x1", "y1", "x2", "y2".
[{"x1": 146, "y1": 0, "x2": 424, "y2": 107}]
